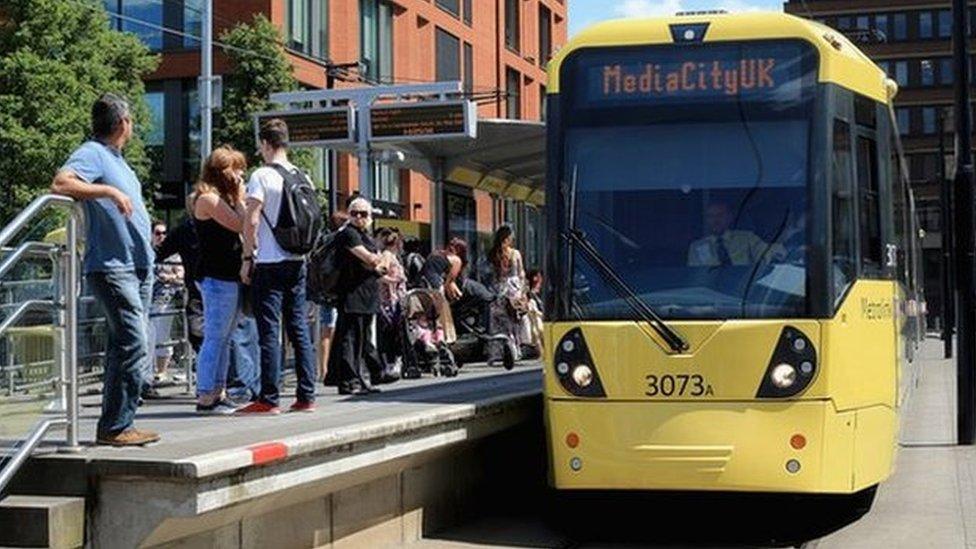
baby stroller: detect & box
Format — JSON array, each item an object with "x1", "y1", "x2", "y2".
[
  {"x1": 449, "y1": 278, "x2": 518, "y2": 370},
  {"x1": 400, "y1": 288, "x2": 459, "y2": 379}
]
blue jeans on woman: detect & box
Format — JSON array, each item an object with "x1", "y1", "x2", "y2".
[
  {"x1": 198, "y1": 277, "x2": 242, "y2": 398},
  {"x1": 87, "y1": 269, "x2": 152, "y2": 436}
]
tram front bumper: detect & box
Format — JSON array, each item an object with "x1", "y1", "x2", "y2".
[{"x1": 546, "y1": 399, "x2": 895, "y2": 494}]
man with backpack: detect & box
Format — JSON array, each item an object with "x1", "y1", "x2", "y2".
[{"x1": 238, "y1": 118, "x2": 319, "y2": 414}]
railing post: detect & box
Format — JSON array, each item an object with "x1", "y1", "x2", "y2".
[
  {"x1": 61, "y1": 206, "x2": 81, "y2": 452},
  {"x1": 52, "y1": 241, "x2": 67, "y2": 414}
]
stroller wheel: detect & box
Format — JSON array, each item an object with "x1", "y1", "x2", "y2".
[
  {"x1": 437, "y1": 347, "x2": 458, "y2": 377},
  {"x1": 502, "y1": 341, "x2": 516, "y2": 371},
  {"x1": 403, "y1": 366, "x2": 422, "y2": 379}
]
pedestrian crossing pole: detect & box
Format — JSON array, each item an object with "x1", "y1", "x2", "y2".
[
  {"x1": 200, "y1": 0, "x2": 213, "y2": 162},
  {"x1": 951, "y1": 0, "x2": 976, "y2": 445}
]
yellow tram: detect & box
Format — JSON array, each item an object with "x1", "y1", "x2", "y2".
[{"x1": 543, "y1": 12, "x2": 925, "y2": 506}]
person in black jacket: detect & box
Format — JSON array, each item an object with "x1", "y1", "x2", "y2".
[
  {"x1": 327, "y1": 197, "x2": 389, "y2": 395},
  {"x1": 155, "y1": 216, "x2": 202, "y2": 353}
]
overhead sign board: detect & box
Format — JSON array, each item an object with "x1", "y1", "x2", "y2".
[
  {"x1": 253, "y1": 107, "x2": 355, "y2": 148},
  {"x1": 368, "y1": 100, "x2": 476, "y2": 142}
]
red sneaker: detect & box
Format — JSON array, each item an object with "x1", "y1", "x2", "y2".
[
  {"x1": 289, "y1": 400, "x2": 317, "y2": 413},
  {"x1": 235, "y1": 401, "x2": 281, "y2": 415}
]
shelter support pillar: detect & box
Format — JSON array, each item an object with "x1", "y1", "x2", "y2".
[{"x1": 431, "y1": 159, "x2": 446, "y2": 251}]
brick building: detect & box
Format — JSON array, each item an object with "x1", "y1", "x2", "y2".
[
  {"x1": 104, "y1": 0, "x2": 568, "y2": 269},
  {"x1": 783, "y1": 0, "x2": 974, "y2": 326}
]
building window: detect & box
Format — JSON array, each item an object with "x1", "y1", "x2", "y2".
[
  {"x1": 372, "y1": 162, "x2": 400, "y2": 204},
  {"x1": 145, "y1": 91, "x2": 165, "y2": 147},
  {"x1": 856, "y1": 15, "x2": 869, "y2": 30},
  {"x1": 896, "y1": 107, "x2": 910, "y2": 136},
  {"x1": 505, "y1": 0, "x2": 520, "y2": 52},
  {"x1": 920, "y1": 12, "x2": 933, "y2": 39},
  {"x1": 876, "y1": 60, "x2": 889, "y2": 76},
  {"x1": 893, "y1": 13, "x2": 907, "y2": 40},
  {"x1": 837, "y1": 16, "x2": 852, "y2": 30},
  {"x1": 539, "y1": 4, "x2": 552, "y2": 66},
  {"x1": 108, "y1": 0, "x2": 163, "y2": 51},
  {"x1": 463, "y1": 0, "x2": 473, "y2": 26},
  {"x1": 285, "y1": 0, "x2": 328, "y2": 57},
  {"x1": 361, "y1": 0, "x2": 394, "y2": 84},
  {"x1": 939, "y1": 9, "x2": 952, "y2": 38},
  {"x1": 875, "y1": 14, "x2": 888, "y2": 37},
  {"x1": 922, "y1": 107, "x2": 937, "y2": 134},
  {"x1": 436, "y1": 0, "x2": 460, "y2": 18},
  {"x1": 506, "y1": 67, "x2": 521, "y2": 119},
  {"x1": 183, "y1": 1, "x2": 202, "y2": 48},
  {"x1": 921, "y1": 59, "x2": 935, "y2": 86},
  {"x1": 894, "y1": 61, "x2": 909, "y2": 87},
  {"x1": 463, "y1": 42, "x2": 474, "y2": 92},
  {"x1": 941, "y1": 58, "x2": 954, "y2": 85},
  {"x1": 436, "y1": 28, "x2": 461, "y2": 82}
]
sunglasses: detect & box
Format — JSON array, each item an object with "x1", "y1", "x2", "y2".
[{"x1": 350, "y1": 211, "x2": 370, "y2": 218}]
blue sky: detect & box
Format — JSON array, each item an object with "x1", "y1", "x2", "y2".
[{"x1": 569, "y1": 0, "x2": 785, "y2": 36}]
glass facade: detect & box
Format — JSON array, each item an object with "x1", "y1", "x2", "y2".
[{"x1": 287, "y1": 0, "x2": 329, "y2": 57}]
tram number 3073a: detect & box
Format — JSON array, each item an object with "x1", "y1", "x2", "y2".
[{"x1": 645, "y1": 374, "x2": 714, "y2": 397}]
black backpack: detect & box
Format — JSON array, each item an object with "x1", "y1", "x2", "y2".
[
  {"x1": 306, "y1": 226, "x2": 344, "y2": 306},
  {"x1": 261, "y1": 163, "x2": 322, "y2": 255}
]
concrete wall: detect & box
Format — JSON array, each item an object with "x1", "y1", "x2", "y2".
[{"x1": 106, "y1": 424, "x2": 545, "y2": 549}]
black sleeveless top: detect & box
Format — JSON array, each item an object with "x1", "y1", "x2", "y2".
[
  {"x1": 195, "y1": 215, "x2": 242, "y2": 282},
  {"x1": 420, "y1": 252, "x2": 452, "y2": 288}
]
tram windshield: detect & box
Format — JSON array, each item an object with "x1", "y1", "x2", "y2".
[{"x1": 561, "y1": 40, "x2": 817, "y2": 320}]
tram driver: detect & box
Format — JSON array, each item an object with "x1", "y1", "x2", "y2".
[{"x1": 687, "y1": 201, "x2": 781, "y2": 267}]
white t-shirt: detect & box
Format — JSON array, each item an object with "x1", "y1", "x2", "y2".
[{"x1": 246, "y1": 160, "x2": 311, "y2": 264}]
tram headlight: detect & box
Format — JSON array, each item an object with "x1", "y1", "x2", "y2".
[
  {"x1": 770, "y1": 363, "x2": 797, "y2": 389},
  {"x1": 571, "y1": 364, "x2": 594, "y2": 387},
  {"x1": 554, "y1": 328, "x2": 606, "y2": 397},
  {"x1": 756, "y1": 327, "x2": 817, "y2": 398}
]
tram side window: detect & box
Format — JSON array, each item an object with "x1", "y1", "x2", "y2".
[
  {"x1": 831, "y1": 119, "x2": 857, "y2": 301},
  {"x1": 857, "y1": 136, "x2": 883, "y2": 273}
]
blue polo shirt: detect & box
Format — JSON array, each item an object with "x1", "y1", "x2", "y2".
[{"x1": 61, "y1": 141, "x2": 154, "y2": 274}]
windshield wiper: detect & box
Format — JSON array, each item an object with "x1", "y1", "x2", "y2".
[{"x1": 563, "y1": 168, "x2": 689, "y2": 354}]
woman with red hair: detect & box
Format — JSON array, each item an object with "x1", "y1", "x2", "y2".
[{"x1": 191, "y1": 146, "x2": 248, "y2": 414}]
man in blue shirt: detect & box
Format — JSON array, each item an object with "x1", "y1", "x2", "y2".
[{"x1": 51, "y1": 93, "x2": 160, "y2": 446}]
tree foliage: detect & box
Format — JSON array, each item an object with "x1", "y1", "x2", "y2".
[
  {"x1": 215, "y1": 14, "x2": 313, "y2": 174},
  {"x1": 0, "y1": 0, "x2": 159, "y2": 223}
]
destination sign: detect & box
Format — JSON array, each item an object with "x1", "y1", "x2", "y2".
[
  {"x1": 369, "y1": 101, "x2": 476, "y2": 142},
  {"x1": 253, "y1": 107, "x2": 354, "y2": 147},
  {"x1": 575, "y1": 41, "x2": 812, "y2": 107}
]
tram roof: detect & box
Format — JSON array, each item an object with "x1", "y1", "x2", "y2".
[{"x1": 548, "y1": 12, "x2": 893, "y2": 104}]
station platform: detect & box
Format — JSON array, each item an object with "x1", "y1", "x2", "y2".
[{"x1": 1, "y1": 363, "x2": 544, "y2": 548}]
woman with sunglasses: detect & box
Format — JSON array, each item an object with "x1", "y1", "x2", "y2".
[{"x1": 329, "y1": 198, "x2": 389, "y2": 395}]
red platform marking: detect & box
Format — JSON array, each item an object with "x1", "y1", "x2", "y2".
[{"x1": 248, "y1": 442, "x2": 288, "y2": 465}]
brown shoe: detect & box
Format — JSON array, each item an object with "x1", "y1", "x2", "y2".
[{"x1": 96, "y1": 428, "x2": 160, "y2": 447}]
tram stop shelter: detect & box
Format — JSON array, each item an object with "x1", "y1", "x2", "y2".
[
  {"x1": 260, "y1": 83, "x2": 546, "y2": 249},
  {"x1": 349, "y1": 118, "x2": 546, "y2": 249}
]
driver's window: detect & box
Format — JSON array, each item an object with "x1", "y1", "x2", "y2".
[{"x1": 831, "y1": 119, "x2": 857, "y2": 303}]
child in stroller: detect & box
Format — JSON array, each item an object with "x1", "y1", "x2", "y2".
[{"x1": 400, "y1": 288, "x2": 458, "y2": 378}]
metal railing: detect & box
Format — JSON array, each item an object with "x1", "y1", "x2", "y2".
[{"x1": 0, "y1": 194, "x2": 82, "y2": 496}]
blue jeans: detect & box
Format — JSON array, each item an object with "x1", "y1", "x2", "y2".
[
  {"x1": 87, "y1": 269, "x2": 152, "y2": 436},
  {"x1": 227, "y1": 315, "x2": 260, "y2": 398},
  {"x1": 253, "y1": 261, "x2": 316, "y2": 406},
  {"x1": 197, "y1": 278, "x2": 242, "y2": 397}
]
